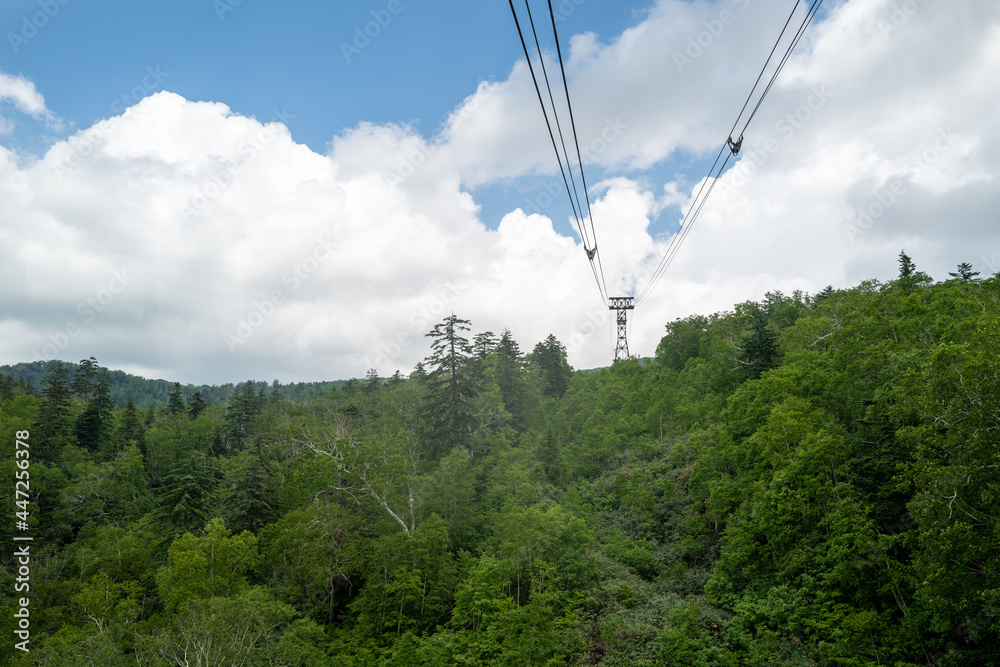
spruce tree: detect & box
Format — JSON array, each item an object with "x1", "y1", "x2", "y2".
[
  {"x1": 117, "y1": 395, "x2": 147, "y2": 454},
  {"x1": 154, "y1": 455, "x2": 219, "y2": 540},
  {"x1": 75, "y1": 371, "x2": 115, "y2": 452},
  {"x1": 496, "y1": 329, "x2": 530, "y2": 426},
  {"x1": 224, "y1": 382, "x2": 260, "y2": 450},
  {"x1": 166, "y1": 382, "x2": 185, "y2": 415},
  {"x1": 224, "y1": 456, "x2": 276, "y2": 533},
  {"x1": 35, "y1": 361, "x2": 74, "y2": 461},
  {"x1": 187, "y1": 390, "x2": 207, "y2": 420},
  {"x1": 256, "y1": 383, "x2": 267, "y2": 407}
]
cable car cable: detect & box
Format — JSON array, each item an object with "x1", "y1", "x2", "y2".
[
  {"x1": 546, "y1": 0, "x2": 605, "y2": 281},
  {"x1": 523, "y1": 0, "x2": 593, "y2": 251},
  {"x1": 507, "y1": 0, "x2": 609, "y2": 305},
  {"x1": 506, "y1": 0, "x2": 588, "y2": 248},
  {"x1": 637, "y1": 0, "x2": 821, "y2": 303}
]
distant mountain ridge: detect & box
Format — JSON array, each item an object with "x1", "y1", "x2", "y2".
[{"x1": 0, "y1": 359, "x2": 348, "y2": 407}]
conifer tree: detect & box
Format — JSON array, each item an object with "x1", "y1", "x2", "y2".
[
  {"x1": 472, "y1": 331, "x2": 498, "y2": 359},
  {"x1": 813, "y1": 285, "x2": 834, "y2": 306},
  {"x1": 268, "y1": 386, "x2": 283, "y2": 404},
  {"x1": 529, "y1": 334, "x2": 573, "y2": 399},
  {"x1": 187, "y1": 390, "x2": 207, "y2": 420},
  {"x1": 898, "y1": 250, "x2": 915, "y2": 278},
  {"x1": 422, "y1": 314, "x2": 475, "y2": 455},
  {"x1": 166, "y1": 382, "x2": 185, "y2": 415},
  {"x1": 495, "y1": 329, "x2": 532, "y2": 427},
  {"x1": 75, "y1": 371, "x2": 115, "y2": 452},
  {"x1": 364, "y1": 368, "x2": 381, "y2": 396},
  {"x1": 224, "y1": 382, "x2": 260, "y2": 450},
  {"x1": 117, "y1": 395, "x2": 147, "y2": 454},
  {"x1": 72, "y1": 356, "x2": 99, "y2": 401},
  {"x1": 256, "y1": 383, "x2": 267, "y2": 407},
  {"x1": 36, "y1": 361, "x2": 74, "y2": 461},
  {"x1": 738, "y1": 303, "x2": 779, "y2": 382},
  {"x1": 0, "y1": 374, "x2": 27, "y2": 401},
  {"x1": 154, "y1": 455, "x2": 219, "y2": 540},
  {"x1": 145, "y1": 404, "x2": 157, "y2": 427},
  {"x1": 224, "y1": 456, "x2": 276, "y2": 533},
  {"x1": 948, "y1": 262, "x2": 980, "y2": 281}
]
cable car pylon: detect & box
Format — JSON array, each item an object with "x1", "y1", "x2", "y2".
[{"x1": 609, "y1": 296, "x2": 634, "y2": 361}]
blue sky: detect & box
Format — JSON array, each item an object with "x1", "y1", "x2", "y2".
[
  {"x1": 0, "y1": 0, "x2": 650, "y2": 229},
  {"x1": 2, "y1": 0, "x2": 998, "y2": 384}
]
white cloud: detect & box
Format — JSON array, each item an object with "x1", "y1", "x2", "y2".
[
  {"x1": 0, "y1": 71, "x2": 58, "y2": 134},
  {"x1": 1, "y1": 0, "x2": 999, "y2": 383}
]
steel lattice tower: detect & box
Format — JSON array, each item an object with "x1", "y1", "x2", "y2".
[{"x1": 609, "y1": 297, "x2": 634, "y2": 362}]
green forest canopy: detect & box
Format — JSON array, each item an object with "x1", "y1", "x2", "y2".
[{"x1": 1, "y1": 255, "x2": 998, "y2": 665}]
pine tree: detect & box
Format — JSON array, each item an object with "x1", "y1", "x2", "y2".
[
  {"x1": 166, "y1": 382, "x2": 185, "y2": 415},
  {"x1": 187, "y1": 390, "x2": 207, "y2": 420},
  {"x1": 145, "y1": 405, "x2": 157, "y2": 427},
  {"x1": 422, "y1": 314, "x2": 475, "y2": 455},
  {"x1": 948, "y1": 262, "x2": 980, "y2": 281},
  {"x1": 389, "y1": 370, "x2": 405, "y2": 386}
]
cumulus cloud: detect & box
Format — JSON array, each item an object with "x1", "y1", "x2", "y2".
[{"x1": 1, "y1": 0, "x2": 998, "y2": 383}]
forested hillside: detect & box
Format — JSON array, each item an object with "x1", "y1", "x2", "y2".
[
  {"x1": 2, "y1": 255, "x2": 999, "y2": 665},
  {"x1": 0, "y1": 361, "x2": 348, "y2": 407}
]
